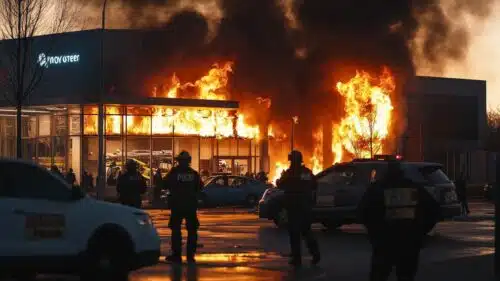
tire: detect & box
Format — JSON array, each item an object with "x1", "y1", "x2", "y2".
[
  {"x1": 246, "y1": 195, "x2": 258, "y2": 207},
  {"x1": 322, "y1": 221, "x2": 343, "y2": 230},
  {"x1": 82, "y1": 227, "x2": 133, "y2": 281},
  {"x1": 273, "y1": 208, "x2": 288, "y2": 228}
]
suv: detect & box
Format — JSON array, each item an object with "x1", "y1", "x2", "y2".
[{"x1": 258, "y1": 157, "x2": 461, "y2": 230}]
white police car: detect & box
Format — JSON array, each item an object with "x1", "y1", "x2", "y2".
[{"x1": 0, "y1": 159, "x2": 160, "y2": 280}]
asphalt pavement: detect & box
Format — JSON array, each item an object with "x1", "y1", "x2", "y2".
[{"x1": 34, "y1": 200, "x2": 496, "y2": 280}]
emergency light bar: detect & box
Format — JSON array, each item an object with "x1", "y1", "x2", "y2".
[{"x1": 373, "y1": 154, "x2": 403, "y2": 161}]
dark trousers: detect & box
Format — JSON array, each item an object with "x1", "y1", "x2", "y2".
[
  {"x1": 370, "y1": 240, "x2": 421, "y2": 281},
  {"x1": 169, "y1": 209, "x2": 199, "y2": 258},
  {"x1": 287, "y1": 209, "x2": 319, "y2": 261},
  {"x1": 460, "y1": 198, "x2": 470, "y2": 215}
]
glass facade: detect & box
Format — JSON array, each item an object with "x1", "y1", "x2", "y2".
[{"x1": 0, "y1": 104, "x2": 262, "y2": 199}]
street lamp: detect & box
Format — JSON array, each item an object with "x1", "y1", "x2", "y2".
[
  {"x1": 96, "y1": 0, "x2": 108, "y2": 200},
  {"x1": 290, "y1": 116, "x2": 298, "y2": 151}
]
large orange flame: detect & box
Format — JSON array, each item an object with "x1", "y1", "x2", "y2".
[
  {"x1": 84, "y1": 62, "x2": 259, "y2": 139},
  {"x1": 333, "y1": 68, "x2": 395, "y2": 162}
]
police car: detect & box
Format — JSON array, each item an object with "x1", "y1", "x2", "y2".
[
  {"x1": 258, "y1": 155, "x2": 461, "y2": 230},
  {"x1": 0, "y1": 159, "x2": 160, "y2": 279}
]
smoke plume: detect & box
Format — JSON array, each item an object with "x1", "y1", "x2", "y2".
[{"x1": 75, "y1": 0, "x2": 495, "y2": 159}]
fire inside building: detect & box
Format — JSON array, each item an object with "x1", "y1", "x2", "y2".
[{"x1": 0, "y1": 29, "x2": 488, "y2": 199}]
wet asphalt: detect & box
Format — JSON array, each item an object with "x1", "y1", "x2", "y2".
[{"x1": 25, "y1": 201, "x2": 498, "y2": 280}]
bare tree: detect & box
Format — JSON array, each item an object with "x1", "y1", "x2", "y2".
[
  {"x1": 0, "y1": 0, "x2": 78, "y2": 159},
  {"x1": 347, "y1": 103, "x2": 383, "y2": 159}
]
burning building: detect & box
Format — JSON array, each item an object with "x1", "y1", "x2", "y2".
[{"x1": 0, "y1": 0, "x2": 490, "y2": 195}]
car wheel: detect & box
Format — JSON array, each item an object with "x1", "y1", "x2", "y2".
[
  {"x1": 273, "y1": 208, "x2": 288, "y2": 228},
  {"x1": 246, "y1": 195, "x2": 258, "y2": 206},
  {"x1": 82, "y1": 228, "x2": 132, "y2": 281},
  {"x1": 322, "y1": 221, "x2": 343, "y2": 231}
]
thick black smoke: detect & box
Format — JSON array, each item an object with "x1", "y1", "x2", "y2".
[{"x1": 80, "y1": 0, "x2": 494, "y2": 154}]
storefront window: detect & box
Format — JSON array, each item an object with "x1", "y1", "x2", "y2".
[
  {"x1": 174, "y1": 137, "x2": 200, "y2": 171},
  {"x1": 218, "y1": 138, "x2": 237, "y2": 156},
  {"x1": 126, "y1": 115, "x2": 151, "y2": 135},
  {"x1": 37, "y1": 137, "x2": 51, "y2": 169},
  {"x1": 200, "y1": 138, "x2": 213, "y2": 175},
  {"x1": 54, "y1": 115, "x2": 68, "y2": 136},
  {"x1": 38, "y1": 115, "x2": 51, "y2": 137},
  {"x1": 152, "y1": 137, "x2": 173, "y2": 172},
  {"x1": 22, "y1": 116, "x2": 37, "y2": 138},
  {"x1": 126, "y1": 137, "x2": 151, "y2": 185},
  {"x1": 69, "y1": 114, "x2": 81, "y2": 136},
  {"x1": 53, "y1": 136, "x2": 67, "y2": 172},
  {"x1": 82, "y1": 136, "x2": 98, "y2": 187},
  {"x1": 105, "y1": 137, "x2": 123, "y2": 191},
  {"x1": 22, "y1": 139, "x2": 36, "y2": 161}
]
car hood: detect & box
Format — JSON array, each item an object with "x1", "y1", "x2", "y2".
[{"x1": 82, "y1": 197, "x2": 147, "y2": 215}]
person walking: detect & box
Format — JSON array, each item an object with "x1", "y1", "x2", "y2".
[
  {"x1": 455, "y1": 172, "x2": 470, "y2": 216},
  {"x1": 163, "y1": 151, "x2": 203, "y2": 264},
  {"x1": 358, "y1": 160, "x2": 441, "y2": 281},
  {"x1": 277, "y1": 150, "x2": 320, "y2": 267},
  {"x1": 116, "y1": 160, "x2": 147, "y2": 208},
  {"x1": 65, "y1": 168, "x2": 77, "y2": 187}
]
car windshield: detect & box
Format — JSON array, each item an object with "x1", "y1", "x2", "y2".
[{"x1": 419, "y1": 166, "x2": 451, "y2": 185}]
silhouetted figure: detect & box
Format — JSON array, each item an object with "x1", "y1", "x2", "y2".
[
  {"x1": 81, "y1": 170, "x2": 93, "y2": 193},
  {"x1": 50, "y1": 165, "x2": 64, "y2": 180},
  {"x1": 455, "y1": 172, "x2": 470, "y2": 216},
  {"x1": 358, "y1": 160, "x2": 441, "y2": 281},
  {"x1": 116, "y1": 160, "x2": 147, "y2": 208},
  {"x1": 256, "y1": 171, "x2": 268, "y2": 183},
  {"x1": 65, "y1": 168, "x2": 77, "y2": 187},
  {"x1": 163, "y1": 151, "x2": 203, "y2": 264},
  {"x1": 278, "y1": 150, "x2": 320, "y2": 267},
  {"x1": 152, "y1": 168, "x2": 163, "y2": 206}
]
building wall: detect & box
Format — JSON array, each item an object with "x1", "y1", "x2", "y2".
[{"x1": 404, "y1": 76, "x2": 488, "y2": 183}]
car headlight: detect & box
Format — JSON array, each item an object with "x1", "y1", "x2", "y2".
[{"x1": 135, "y1": 213, "x2": 153, "y2": 226}]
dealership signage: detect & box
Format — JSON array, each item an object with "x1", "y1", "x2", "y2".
[{"x1": 37, "y1": 53, "x2": 80, "y2": 68}]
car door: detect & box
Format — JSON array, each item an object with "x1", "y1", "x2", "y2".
[
  {"x1": 205, "y1": 176, "x2": 231, "y2": 205},
  {"x1": 2, "y1": 162, "x2": 79, "y2": 257},
  {"x1": 315, "y1": 169, "x2": 338, "y2": 208},
  {"x1": 228, "y1": 177, "x2": 247, "y2": 204},
  {"x1": 333, "y1": 165, "x2": 360, "y2": 207},
  {"x1": 0, "y1": 166, "x2": 25, "y2": 257}
]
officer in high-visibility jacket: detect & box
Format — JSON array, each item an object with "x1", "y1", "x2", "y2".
[
  {"x1": 163, "y1": 151, "x2": 203, "y2": 264},
  {"x1": 358, "y1": 159, "x2": 441, "y2": 281},
  {"x1": 277, "y1": 150, "x2": 320, "y2": 267}
]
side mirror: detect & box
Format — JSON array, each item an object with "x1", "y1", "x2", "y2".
[{"x1": 71, "y1": 186, "x2": 84, "y2": 200}]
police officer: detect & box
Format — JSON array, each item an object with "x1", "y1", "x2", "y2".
[
  {"x1": 358, "y1": 159, "x2": 441, "y2": 281},
  {"x1": 163, "y1": 151, "x2": 203, "y2": 263},
  {"x1": 116, "y1": 159, "x2": 147, "y2": 208},
  {"x1": 277, "y1": 150, "x2": 320, "y2": 267}
]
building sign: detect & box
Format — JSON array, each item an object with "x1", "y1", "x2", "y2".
[{"x1": 38, "y1": 53, "x2": 80, "y2": 68}]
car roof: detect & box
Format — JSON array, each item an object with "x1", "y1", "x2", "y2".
[
  {"x1": 0, "y1": 158, "x2": 40, "y2": 167},
  {"x1": 316, "y1": 160, "x2": 443, "y2": 177}
]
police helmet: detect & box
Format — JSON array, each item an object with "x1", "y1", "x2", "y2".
[
  {"x1": 175, "y1": 151, "x2": 192, "y2": 163},
  {"x1": 288, "y1": 150, "x2": 303, "y2": 164},
  {"x1": 126, "y1": 159, "x2": 138, "y2": 171}
]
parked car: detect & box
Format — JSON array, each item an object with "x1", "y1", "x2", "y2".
[
  {"x1": 199, "y1": 175, "x2": 268, "y2": 207},
  {"x1": 0, "y1": 158, "x2": 160, "y2": 279},
  {"x1": 258, "y1": 155, "x2": 462, "y2": 231}
]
